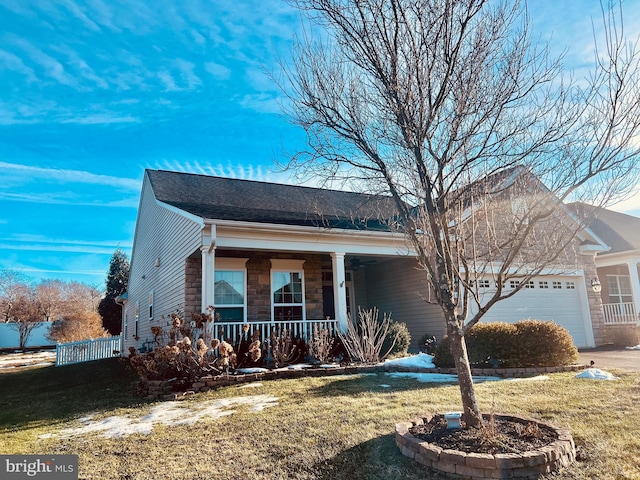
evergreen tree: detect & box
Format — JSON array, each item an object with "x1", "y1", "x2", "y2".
[{"x1": 98, "y1": 248, "x2": 130, "y2": 335}]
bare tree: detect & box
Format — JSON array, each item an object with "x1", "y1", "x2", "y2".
[
  {"x1": 6, "y1": 284, "x2": 40, "y2": 349},
  {"x1": 281, "y1": 0, "x2": 640, "y2": 427},
  {"x1": 0, "y1": 268, "x2": 30, "y2": 323}
]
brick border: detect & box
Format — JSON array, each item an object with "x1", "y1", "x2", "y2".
[
  {"x1": 141, "y1": 363, "x2": 585, "y2": 401},
  {"x1": 396, "y1": 414, "x2": 576, "y2": 479}
]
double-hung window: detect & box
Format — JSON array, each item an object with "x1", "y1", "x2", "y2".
[
  {"x1": 607, "y1": 275, "x2": 633, "y2": 304},
  {"x1": 214, "y1": 258, "x2": 248, "y2": 322},
  {"x1": 271, "y1": 259, "x2": 306, "y2": 321}
]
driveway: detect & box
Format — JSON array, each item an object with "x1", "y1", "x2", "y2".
[{"x1": 578, "y1": 346, "x2": 640, "y2": 372}]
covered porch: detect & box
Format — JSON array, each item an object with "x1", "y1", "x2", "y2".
[
  {"x1": 596, "y1": 258, "x2": 640, "y2": 326},
  {"x1": 183, "y1": 222, "x2": 409, "y2": 343}
]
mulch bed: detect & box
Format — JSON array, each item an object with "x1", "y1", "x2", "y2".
[{"x1": 408, "y1": 414, "x2": 558, "y2": 455}]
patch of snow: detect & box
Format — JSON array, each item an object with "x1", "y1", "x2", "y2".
[
  {"x1": 0, "y1": 351, "x2": 56, "y2": 369},
  {"x1": 626, "y1": 345, "x2": 640, "y2": 350},
  {"x1": 379, "y1": 384, "x2": 391, "y2": 388},
  {"x1": 575, "y1": 368, "x2": 619, "y2": 380},
  {"x1": 39, "y1": 394, "x2": 279, "y2": 439},
  {"x1": 273, "y1": 363, "x2": 314, "y2": 371},
  {"x1": 385, "y1": 372, "x2": 500, "y2": 383},
  {"x1": 319, "y1": 364, "x2": 340, "y2": 368},
  {"x1": 504, "y1": 375, "x2": 550, "y2": 382},
  {"x1": 236, "y1": 367, "x2": 270, "y2": 374},
  {"x1": 385, "y1": 353, "x2": 435, "y2": 369}
]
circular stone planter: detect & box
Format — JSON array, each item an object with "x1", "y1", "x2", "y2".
[{"x1": 396, "y1": 413, "x2": 575, "y2": 479}]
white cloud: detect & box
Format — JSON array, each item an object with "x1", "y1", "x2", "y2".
[
  {"x1": 0, "y1": 49, "x2": 38, "y2": 83},
  {"x1": 0, "y1": 162, "x2": 140, "y2": 190},
  {"x1": 204, "y1": 62, "x2": 231, "y2": 80},
  {"x1": 1, "y1": 234, "x2": 132, "y2": 249},
  {"x1": 58, "y1": 113, "x2": 139, "y2": 125},
  {"x1": 152, "y1": 159, "x2": 294, "y2": 185},
  {"x1": 0, "y1": 243, "x2": 119, "y2": 255}
]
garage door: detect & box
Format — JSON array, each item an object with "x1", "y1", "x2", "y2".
[{"x1": 468, "y1": 276, "x2": 592, "y2": 348}]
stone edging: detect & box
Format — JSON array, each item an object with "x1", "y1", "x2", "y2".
[
  {"x1": 142, "y1": 363, "x2": 585, "y2": 401},
  {"x1": 396, "y1": 413, "x2": 576, "y2": 479}
]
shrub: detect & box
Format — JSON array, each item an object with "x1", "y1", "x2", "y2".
[
  {"x1": 433, "y1": 320, "x2": 578, "y2": 368},
  {"x1": 383, "y1": 321, "x2": 411, "y2": 358},
  {"x1": 338, "y1": 307, "x2": 398, "y2": 363},
  {"x1": 513, "y1": 319, "x2": 578, "y2": 367},
  {"x1": 270, "y1": 329, "x2": 303, "y2": 367},
  {"x1": 606, "y1": 325, "x2": 640, "y2": 347},
  {"x1": 308, "y1": 324, "x2": 336, "y2": 363}
]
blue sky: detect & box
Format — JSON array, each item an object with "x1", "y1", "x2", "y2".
[{"x1": 1, "y1": 0, "x2": 640, "y2": 289}]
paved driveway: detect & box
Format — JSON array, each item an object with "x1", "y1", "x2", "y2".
[{"x1": 578, "y1": 347, "x2": 640, "y2": 372}]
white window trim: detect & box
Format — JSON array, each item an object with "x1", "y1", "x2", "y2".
[
  {"x1": 607, "y1": 274, "x2": 633, "y2": 304},
  {"x1": 134, "y1": 301, "x2": 139, "y2": 338},
  {"x1": 270, "y1": 259, "x2": 306, "y2": 322},
  {"x1": 214, "y1": 258, "x2": 248, "y2": 322},
  {"x1": 149, "y1": 290, "x2": 154, "y2": 320}
]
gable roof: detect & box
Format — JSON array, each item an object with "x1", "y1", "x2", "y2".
[
  {"x1": 573, "y1": 203, "x2": 640, "y2": 255},
  {"x1": 146, "y1": 169, "x2": 399, "y2": 230}
]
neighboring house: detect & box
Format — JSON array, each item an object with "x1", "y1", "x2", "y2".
[
  {"x1": 121, "y1": 169, "x2": 608, "y2": 353},
  {"x1": 578, "y1": 206, "x2": 640, "y2": 329}
]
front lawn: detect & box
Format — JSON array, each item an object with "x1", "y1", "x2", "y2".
[{"x1": 1, "y1": 359, "x2": 638, "y2": 479}]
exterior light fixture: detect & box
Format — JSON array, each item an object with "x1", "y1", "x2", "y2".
[{"x1": 591, "y1": 278, "x2": 602, "y2": 293}]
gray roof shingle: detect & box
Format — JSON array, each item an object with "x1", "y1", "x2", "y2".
[
  {"x1": 147, "y1": 169, "x2": 399, "y2": 230},
  {"x1": 571, "y1": 203, "x2": 640, "y2": 254}
]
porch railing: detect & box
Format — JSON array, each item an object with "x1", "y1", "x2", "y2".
[
  {"x1": 210, "y1": 319, "x2": 341, "y2": 344},
  {"x1": 602, "y1": 302, "x2": 638, "y2": 325},
  {"x1": 56, "y1": 336, "x2": 123, "y2": 366}
]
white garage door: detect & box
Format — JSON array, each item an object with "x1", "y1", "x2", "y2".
[{"x1": 469, "y1": 276, "x2": 592, "y2": 348}]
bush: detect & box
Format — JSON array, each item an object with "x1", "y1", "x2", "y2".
[
  {"x1": 433, "y1": 320, "x2": 578, "y2": 368},
  {"x1": 607, "y1": 325, "x2": 640, "y2": 347},
  {"x1": 383, "y1": 321, "x2": 411, "y2": 358},
  {"x1": 512, "y1": 319, "x2": 578, "y2": 367},
  {"x1": 338, "y1": 307, "x2": 397, "y2": 363}
]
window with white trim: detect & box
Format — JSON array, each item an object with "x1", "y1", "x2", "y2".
[
  {"x1": 566, "y1": 282, "x2": 575, "y2": 289},
  {"x1": 524, "y1": 281, "x2": 535, "y2": 289},
  {"x1": 134, "y1": 302, "x2": 139, "y2": 338},
  {"x1": 538, "y1": 281, "x2": 549, "y2": 289},
  {"x1": 124, "y1": 313, "x2": 128, "y2": 340},
  {"x1": 271, "y1": 259, "x2": 306, "y2": 321},
  {"x1": 149, "y1": 290, "x2": 154, "y2": 320},
  {"x1": 478, "y1": 279, "x2": 490, "y2": 288},
  {"x1": 607, "y1": 275, "x2": 633, "y2": 304},
  {"x1": 552, "y1": 281, "x2": 562, "y2": 289},
  {"x1": 214, "y1": 258, "x2": 248, "y2": 322},
  {"x1": 510, "y1": 280, "x2": 521, "y2": 289}
]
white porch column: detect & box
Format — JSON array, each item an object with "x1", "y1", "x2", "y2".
[
  {"x1": 201, "y1": 225, "x2": 216, "y2": 312},
  {"x1": 331, "y1": 252, "x2": 348, "y2": 332},
  {"x1": 627, "y1": 261, "x2": 640, "y2": 320}
]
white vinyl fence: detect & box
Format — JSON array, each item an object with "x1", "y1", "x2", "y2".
[{"x1": 56, "y1": 336, "x2": 122, "y2": 366}]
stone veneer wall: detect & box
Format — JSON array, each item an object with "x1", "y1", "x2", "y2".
[
  {"x1": 580, "y1": 252, "x2": 606, "y2": 346},
  {"x1": 184, "y1": 257, "x2": 201, "y2": 315}
]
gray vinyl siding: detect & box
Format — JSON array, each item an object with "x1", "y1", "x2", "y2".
[
  {"x1": 122, "y1": 174, "x2": 202, "y2": 353},
  {"x1": 365, "y1": 258, "x2": 445, "y2": 351}
]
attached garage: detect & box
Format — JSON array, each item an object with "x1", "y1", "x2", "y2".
[{"x1": 468, "y1": 275, "x2": 595, "y2": 348}]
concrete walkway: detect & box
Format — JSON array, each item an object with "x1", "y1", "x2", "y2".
[{"x1": 578, "y1": 346, "x2": 640, "y2": 372}]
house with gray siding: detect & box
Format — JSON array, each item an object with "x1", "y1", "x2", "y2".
[
  {"x1": 575, "y1": 205, "x2": 640, "y2": 334},
  {"x1": 121, "y1": 169, "x2": 608, "y2": 353}
]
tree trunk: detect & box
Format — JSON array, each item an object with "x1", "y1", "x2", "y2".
[{"x1": 448, "y1": 330, "x2": 483, "y2": 428}]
